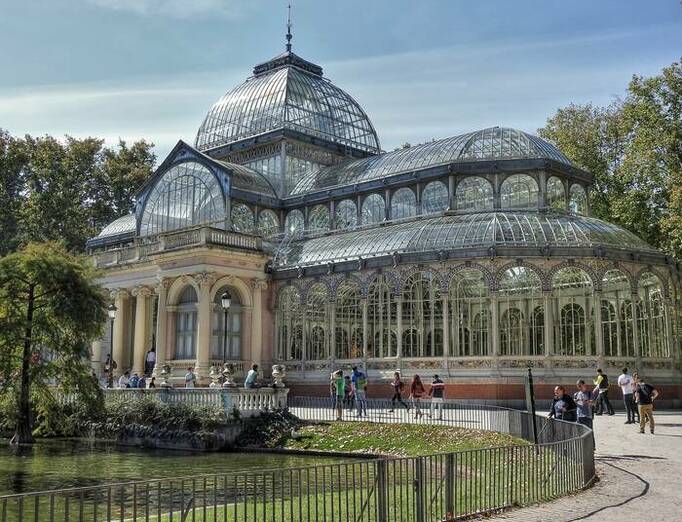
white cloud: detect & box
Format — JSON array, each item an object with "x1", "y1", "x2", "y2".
[{"x1": 82, "y1": 0, "x2": 256, "y2": 18}]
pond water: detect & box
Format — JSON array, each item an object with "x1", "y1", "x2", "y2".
[{"x1": 0, "y1": 438, "x2": 342, "y2": 496}]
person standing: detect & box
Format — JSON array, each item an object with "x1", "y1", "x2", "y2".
[
  {"x1": 244, "y1": 364, "x2": 259, "y2": 389},
  {"x1": 104, "y1": 355, "x2": 117, "y2": 389},
  {"x1": 617, "y1": 368, "x2": 638, "y2": 424},
  {"x1": 351, "y1": 366, "x2": 368, "y2": 418},
  {"x1": 574, "y1": 380, "x2": 594, "y2": 431},
  {"x1": 144, "y1": 347, "x2": 156, "y2": 376},
  {"x1": 634, "y1": 375, "x2": 659, "y2": 434},
  {"x1": 333, "y1": 370, "x2": 345, "y2": 421},
  {"x1": 410, "y1": 375, "x2": 426, "y2": 419},
  {"x1": 593, "y1": 369, "x2": 614, "y2": 415},
  {"x1": 428, "y1": 375, "x2": 445, "y2": 420},
  {"x1": 389, "y1": 371, "x2": 409, "y2": 412},
  {"x1": 184, "y1": 367, "x2": 197, "y2": 388},
  {"x1": 117, "y1": 371, "x2": 130, "y2": 389},
  {"x1": 129, "y1": 373, "x2": 140, "y2": 389},
  {"x1": 549, "y1": 385, "x2": 577, "y2": 422}
]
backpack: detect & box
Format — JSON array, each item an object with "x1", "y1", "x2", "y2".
[
  {"x1": 599, "y1": 374, "x2": 609, "y2": 389},
  {"x1": 637, "y1": 383, "x2": 656, "y2": 404}
]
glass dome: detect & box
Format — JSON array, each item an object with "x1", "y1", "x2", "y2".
[
  {"x1": 97, "y1": 213, "x2": 136, "y2": 238},
  {"x1": 195, "y1": 51, "x2": 381, "y2": 154}
]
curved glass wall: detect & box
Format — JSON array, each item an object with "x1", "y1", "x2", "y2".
[
  {"x1": 601, "y1": 269, "x2": 634, "y2": 357},
  {"x1": 362, "y1": 194, "x2": 385, "y2": 225},
  {"x1": 421, "y1": 181, "x2": 449, "y2": 214},
  {"x1": 257, "y1": 209, "x2": 280, "y2": 238},
  {"x1": 638, "y1": 272, "x2": 669, "y2": 358},
  {"x1": 449, "y1": 269, "x2": 489, "y2": 356},
  {"x1": 455, "y1": 176, "x2": 493, "y2": 211},
  {"x1": 402, "y1": 271, "x2": 443, "y2": 357},
  {"x1": 546, "y1": 177, "x2": 566, "y2": 210},
  {"x1": 500, "y1": 174, "x2": 539, "y2": 209},
  {"x1": 305, "y1": 284, "x2": 328, "y2": 360},
  {"x1": 285, "y1": 210, "x2": 305, "y2": 238},
  {"x1": 367, "y1": 275, "x2": 397, "y2": 358},
  {"x1": 335, "y1": 199, "x2": 357, "y2": 230},
  {"x1": 569, "y1": 184, "x2": 587, "y2": 215},
  {"x1": 276, "y1": 286, "x2": 303, "y2": 360},
  {"x1": 391, "y1": 188, "x2": 417, "y2": 220},
  {"x1": 552, "y1": 268, "x2": 594, "y2": 356},
  {"x1": 498, "y1": 267, "x2": 543, "y2": 355},
  {"x1": 231, "y1": 203, "x2": 254, "y2": 234},
  {"x1": 308, "y1": 205, "x2": 330, "y2": 233},
  {"x1": 211, "y1": 286, "x2": 241, "y2": 360},
  {"x1": 335, "y1": 282, "x2": 363, "y2": 359},
  {"x1": 140, "y1": 162, "x2": 225, "y2": 236}
]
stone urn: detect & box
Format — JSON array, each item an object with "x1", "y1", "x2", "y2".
[
  {"x1": 160, "y1": 364, "x2": 173, "y2": 388},
  {"x1": 208, "y1": 365, "x2": 221, "y2": 388},
  {"x1": 272, "y1": 364, "x2": 287, "y2": 388},
  {"x1": 221, "y1": 363, "x2": 236, "y2": 387}
]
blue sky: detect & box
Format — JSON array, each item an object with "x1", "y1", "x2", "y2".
[{"x1": 1, "y1": 0, "x2": 680, "y2": 161}]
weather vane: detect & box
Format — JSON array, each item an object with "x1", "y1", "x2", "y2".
[{"x1": 286, "y1": 4, "x2": 293, "y2": 52}]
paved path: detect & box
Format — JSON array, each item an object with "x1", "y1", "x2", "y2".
[{"x1": 493, "y1": 411, "x2": 682, "y2": 521}]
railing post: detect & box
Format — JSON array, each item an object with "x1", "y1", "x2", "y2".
[
  {"x1": 376, "y1": 459, "x2": 388, "y2": 522},
  {"x1": 414, "y1": 457, "x2": 426, "y2": 522},
  {"x1": 445, "y1": 453, "x2": 455, "y2": 518}
]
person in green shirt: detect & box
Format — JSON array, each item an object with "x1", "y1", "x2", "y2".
[{"x1": 332, "y1": 370, "x2": 345, "y2": 421}]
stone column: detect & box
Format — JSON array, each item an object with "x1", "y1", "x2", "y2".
[
  {"x1": 131, "y1": 285, "x2": 152, "y2": 376},
  {"x1": 153, "y1": 279, "x2": 170, "y2": 377},
  {"x1": 111, "y1": 289, "x2": 130, "y2": 377},
  {"x1": 194, "y1": 273, "x2": 215, "y2": 381},
  {"x1": 251, "y1": 279, "x2": 267, "y2": 367}
]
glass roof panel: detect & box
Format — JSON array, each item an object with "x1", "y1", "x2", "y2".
[{"x1": 97, "y1": 214, "x2": 136, "y2": 237}]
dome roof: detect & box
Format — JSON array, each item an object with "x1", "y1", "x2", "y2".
[
  {"x1": 291, "y1": 127, "x2": 573, "y2": 195},
  {"x1": 274, "y1": 211, "x2": 656, "y2": 268},
  {"x1": 195, "y1": 51, "x2": 381, "y2": 154},
  {"x1": 97, "y1": 214, "x2": 136, "y2": 238}
]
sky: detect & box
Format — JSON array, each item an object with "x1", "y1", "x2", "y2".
[{"x1": 1, "y1": 0, "x2": 681, "y2": 162}]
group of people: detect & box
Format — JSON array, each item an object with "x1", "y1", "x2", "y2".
[
  {"x1": 549, "y1": 368, "x2": 659, "y2": 435},
  {"x1": 329, "y1": 369, "x2": 446, "y2": 421},
  {"x1": 102, "y1": 348, "x2": 158, "y2": 389}
]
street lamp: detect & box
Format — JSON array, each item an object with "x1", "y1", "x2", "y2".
[
  {"x1": 107, "y1": 303, "x2": 117, "y2": 388},
  {"x1": 221, "y1": 290, "x2": 232, "y2": 363}
]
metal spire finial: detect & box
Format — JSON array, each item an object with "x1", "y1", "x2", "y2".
[{"x1": 286, "y1": 4, "x2": 293, "y2": 52}]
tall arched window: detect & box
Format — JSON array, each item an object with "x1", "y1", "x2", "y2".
[
  {"x1": 498, "y1": 266, "x2": 543, "y2": 356},
  {"x1": 231, "y1": 203, "x2": 254, "y2": 234},
  {"x1": 638, "y1": 272, "x2": 669, "y2": 357},
  {"x1": 601, "y1": 300, "x2": 618, "y2": 356},
  {"x1": 306, "y1": 284, "x2": 329, "y2": 360},
  {"x1": 449, "y1": 269, "x2": 490, "y2": 356},
  {"x1": 335, "y1": 199, "x2": 357, "y2": 230},
  {"x1": 546, "y1": 177, "x2": 566, "y2": 210},
  {"x1": 500, "y1": 174, "x2": 539, "y2": 209},
  {"x1": 284, "y1": 209, "x2": 304, "y2": 238},
  {"x1": 140, "y1": 161, "x2": 225, "y2": 236},
  {"x1": 621, "y1": 299, "x2": 635, "y2": 357},
  {"x1": 421, "y1": 181, "x2": 449, "y2": 214},
  {"x1": 552, "y1": 268, "x2": 594, "y2": 356},
  {"x1": 361, "y1": 194, "x2": 386, "y2": 225},
  {"x1": 276, "y1": 286, "x2": 303, "y2": 360},
  {"x1": 257, "y1": 209, "x2": 279, "y2": 238},
  {"x1": 335, "y1": 282, "x2": 363, "y2": 359},
  {"x1": 391, "y1": 187, "x2": 417, "y2": 220},
  {"x1": 308, "y1": 205, "x2": 330, "y2": 233},
  {"x1": 212, "y1": 286, "x2": 241, "y2": 360},
  {"x1": 175, "y1": 286, "x2": 198, "y2": 360},
  {"x1": 531, "y1": 306, "x2": 545, "y2": 355},
  {"x1": 402, "y1": 272, "x2": 442, "y2": 357},
  {"x1": 569, "y1": 184, "x2": 587, "y2": 215},
  {"x1": 455, "y1": 176, "x2": 493, "y2": 211},
  {"x1": 367, "y1": 275, "x2": 397, "y2": 358},
  {"x1": 601, "y1": 269, "x2": 632, "y2": 356}
]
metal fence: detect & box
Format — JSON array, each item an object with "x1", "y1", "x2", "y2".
[{"x1": 0, "y1": 396, "x2": 594, "y2": 521}]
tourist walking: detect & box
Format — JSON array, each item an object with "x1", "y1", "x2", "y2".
[
  {"x1": 332, "y1": 370, "x2": 345, "y2": 421},
  {"x1": 574, "y1": 380, "x2": 594, "y2": 431},
  {"x1": 634, "y1": 375, "x2": 659, "y2": 434},
  {"x1": 244, "y1": 364, "x2": 259, "y2": 389},
  {"x1": 389, "y1": 371, "x2": 409, "y2": 412},
  {"x1": 351, "y1": 366, "x2": 368, "y2": 417},
  {"x1": 144, "y1": 347, "x2": 156, "y2": 376},
  {"x1": 117, "y1": 371, "x2": 130, "y2": 389},
  {"x1": 593, "y1": 369, "x2": 614, "y2": 415},
  {"x1": 428, "y1": 374, "x2": 445, "y2": 420},
  {"x1": 549, "y1": 385, "x2": 577, "y2": 422},
  {"x1": 184, "y1": 367, "x2": 197, "y2": 388},
  {"x1": 617, "y1": 367, "x2": 638, "y2": 424},
  {"x1": 410, "y1": 375, "x2": 426, "y2": 419},
  {"x1": 344, "y1": 375, "x2": 354, "y2": 411}
]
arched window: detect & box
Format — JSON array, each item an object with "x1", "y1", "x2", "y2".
[
  {"x1": 402, "y1": 329, "x2": 419, "y2": 356},
  {"x1": 421, "y1": 181, "x2": 449, "y2": 214},
  {"x1": 569, "y1": 184, "x2": 587, "y2": 215},
  {"x1": 284, "y1": 209, "x2": 304, "y2": 238},
  {"x1": 306, "y1": 284, "x2": 329, "y2": 360},
  {"x1": 257, "y1": 209, "x2": 279, "y2": 238},
  {"x1": 449, "y1": 269, "x2": 489, "y2": 356},
  {"x1": 391, "y1": 187, "x2": 417, "y2": 220},
  {"x1": 367, "y1": 275, "x2": 397, "y2": 358},
  {"x1": 211, "y1": 286, "x2": 242, "y2": 360},
  {"x1": 498, "y1": 266, "x2": 543, "y2": 355},
  {"x1": 175, "y1": 286, "x2": 198, "y2": 360},
  {"x1": 601, "y1": 300, "x2": 618, "y2": 356},
  {"x1": 531, "y1": 306, "x2": 545, "y2": 355},
  {"x1": 621, "y1": 299, "x2": 635, "y2": 357},
  {"x1": 231, "y1": 203, "x2": 254, "y2": 234},
  {"x1": 276, "y1": 286, "x2": 303, "y2": 360},
  {"x1": 335, "y1": 282, "x2": 363, "y2": 359},
  {"x1": 552, "y1": 268, "x2": 594, "y2": 356},
  {"x1": 361, "y1": 194, "x2": 385, "y2": 225},
  {"x1": 638, "y1": 272, "x2": 669, "y2": 357},
  {"x1": 140, "y1": 161, "x2": 225, "y2": 236},
  {"x1": 335, "y1": 199, "x2": 357, "y2": 230},
  {"x1": 601, "y1": 269, "x2": 632, "y2": 356},
  {"x1": 500, "y1": 174, "x2": 539, "y2": 209},
  {"x1": 546, "y1": 177, "x2": 566, "y2": 210},
  {"x1": 308, "y1": 205, "x2": 330, "y2": 233},
  {"x1": 402, "y1": 271, "x2": 442, "y2": 357},
  {"x1": 455, "y1": 176, "x2": 493, "y2": 211}
]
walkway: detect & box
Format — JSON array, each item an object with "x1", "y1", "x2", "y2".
[{"x1": 494, "y1": 411, "x2": 682, "y2": 521}]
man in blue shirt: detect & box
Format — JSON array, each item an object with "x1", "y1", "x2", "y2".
[
  {"x1": 244, "y1": 364, "x2": 259, "y2": 389},
  {"x1": 574, "y1": 379, "x2": 594, "y2": 430},
  {"x1": 351, "y1": 366, "x2": 368, "y2": 417}
]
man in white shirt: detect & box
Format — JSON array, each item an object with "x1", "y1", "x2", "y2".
[
  {"x1": 244, "y1": 364, "x2": 259, "y2": 389},
  {"x1": 117, "y1": 371, "x2": 130, "y2": 389},
  {"x1": 617, "y1": 367, "x2": 638, "y2": 424},
  {"x1": 184, "y1": 367, "x2": 197, "y2": 388}
]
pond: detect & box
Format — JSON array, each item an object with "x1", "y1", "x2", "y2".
[{"x1": 0, "y1": 438, "x2": 342, "y2": 497}]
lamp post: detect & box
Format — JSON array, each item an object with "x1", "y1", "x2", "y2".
[
  {"x1": 221, "y1": 290, "x2": 232, "y2": 364},
  {"x1": 107, "y1": 303, "x2": 117, "y2": 388}
]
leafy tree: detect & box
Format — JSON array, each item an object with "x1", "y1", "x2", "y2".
[
  {"x1": 0, "y1": 131, "x2": 29, "y2": 256},
  {"x1": 0, "y1": 242, "x2": 107, "y2": 444}
]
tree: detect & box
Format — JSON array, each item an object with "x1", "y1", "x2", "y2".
[
  {"x1": 0, "y1": 242, "x2": 107, "y2": 444},
  {"x1": 539, "y1": 59, "x2": 682, "y2": 259},
  {"x1": 0, "y1": 131, "x2": 28, "y2": 256}
]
